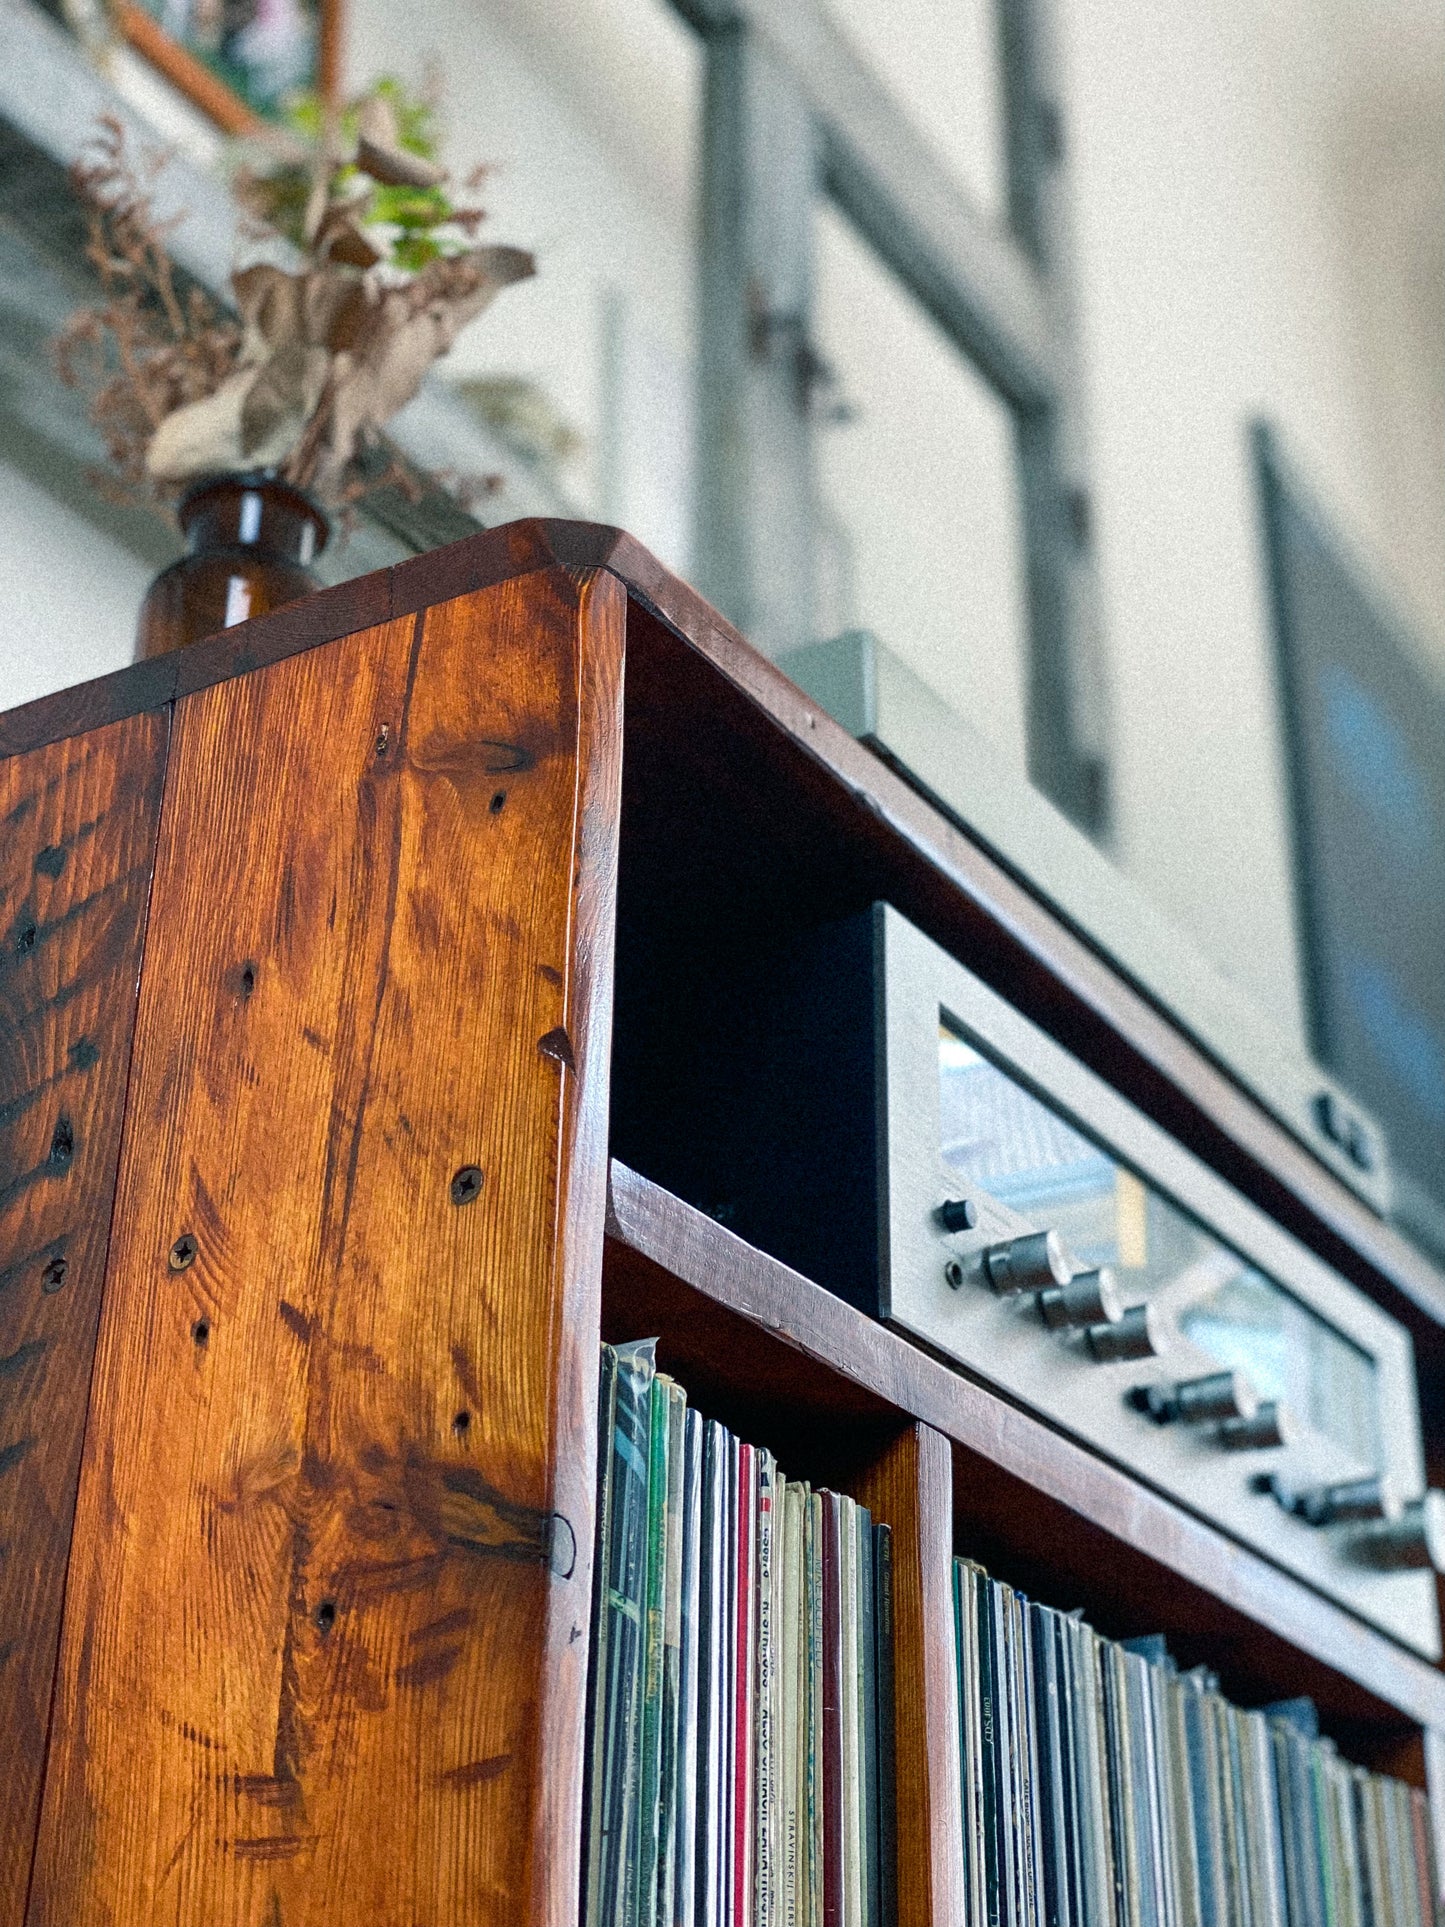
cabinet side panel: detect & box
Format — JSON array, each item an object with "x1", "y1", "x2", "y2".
[
  {"x1": 30, "y1": 572, "x2": 623, "y2": 1927},
  {"x1": 0, "y1": 709, "x2": 168, "y2": 1921}
]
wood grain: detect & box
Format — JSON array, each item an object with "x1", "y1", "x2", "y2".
[
  {"x1": 603, "y1": 1161, "x2": 1445, "y2": 1739},
  {"x1": 30, "y1": 567, "x2": 625, "y2": 1927},
  {"x1": 2, "y1": 520, "x2": 1439, "y2": 1368},
  {"x1": 849, "y1": 1423, "x2": 962, "y2": 1927},
  {"x1": 0, "y1": 710, "x2": 168, "y2": 1922}
]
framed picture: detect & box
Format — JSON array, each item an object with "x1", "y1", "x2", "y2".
[
  {"x1": 1256, "y1": 419, "x2": 1445, "y2": 1263},
  {"x1": 112, "y1": 0, "x2": 343, "y2": 134}
]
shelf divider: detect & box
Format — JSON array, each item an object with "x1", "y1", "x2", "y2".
[{"x1": 848, "y1": 1422, "x2": 963, "y2": 1927}]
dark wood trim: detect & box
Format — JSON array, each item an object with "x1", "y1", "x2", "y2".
[
  {"x1": 4, "y1": 518, "x2": 1443, "y2": 1336},
  {"x1": 604, "y1": 1160, "x2": 1445, "y2": 1736},
  {"x1": 113, "y1": 2, "x2": 265, "y2": 135},
  {"x1": 0, "y1": 710, "x2": 170, "y2": 1921},
  {"x1": 848, "y1": 1423, "x2": 963, "y2": 1927},
  {"x1": 0, "y1": 525, "x2": 623, "y2": 762}
]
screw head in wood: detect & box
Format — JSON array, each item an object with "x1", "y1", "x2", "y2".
[
  {"x1": 450, "y1": 1165, "x2": 483, "y2": 1206},
  {"x1": 169, "y1": 1233, "x2": 198, "y2": 1271}
]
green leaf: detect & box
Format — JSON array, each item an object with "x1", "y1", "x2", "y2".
[
  {"x1": 369, "y1": 184, "x2": 453, "y2": 231},
  {"x1": 389, "y1": 232, "x2": 443, "y2": 271}
]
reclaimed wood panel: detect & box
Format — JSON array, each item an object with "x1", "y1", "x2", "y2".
[
  {"x1": 2, "y1": 518, "x2": 1440, "y2": 1352},
  {"x1": 30, "y1": 566, "x2": 625, "y2": 1927},
  {"x1": 850, "y1": 1423, "x2": 962, "y2": 1927},
  {"x1": 0, "y1": 710, "x2": 168, "y2": 1921}
]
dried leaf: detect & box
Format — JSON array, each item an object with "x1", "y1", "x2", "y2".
[
  {"x1": 314, "y1": 205, "x2": 383, "y2": 269},
  {"x1": 356, "y1": 138, "x2": 448, "y2": 191},
  {"x1": 301, "y1": 245, "x2": 534, "y2": 496},
  {"x1": 145, "y1": 367, "x2": 255, "y2": 480}
]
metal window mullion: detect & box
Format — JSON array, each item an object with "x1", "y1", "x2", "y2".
[
  {"x1": 998, "y1": 0, "x2": 1113, "y2": 838},
  {"x1": 682, "y1": 0, "x2": 1112, "y2": 838},
  {"x1": 695, "y1": 21, "x2": 820, "y2": 658}
]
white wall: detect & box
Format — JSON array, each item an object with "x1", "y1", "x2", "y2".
[
  {"x1": 817, "y1": 0, "x2": 1444, "y2": 1051},
  {"x1": 0, "y1": 461, "x2": 154, "y2": 711},
  {"x1": 1063, "y1": 0, "x2": 1445, "y2": 1046}
]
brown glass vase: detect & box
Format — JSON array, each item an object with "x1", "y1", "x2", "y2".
[{"x1": 136, "y1": 474, "x2": 329, "y2": 659}]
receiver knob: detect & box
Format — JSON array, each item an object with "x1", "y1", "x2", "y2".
[
  {"x1": 1279, "y1": 1474, "x2": 1401, "y2": 1527},
  {"x1": 1131, "y1": 1369, "x2": 1257, "y2": 1427},
  {"x1": 935, "y1": 1197, "x2": 979, "y2": 1233},
  {"x1": 984, "y1": 1229, "x2": 1071, "y2": 1296},
  {"x1": 1086, "y1": 1302, "x2": 1162, "y2": 1362},
  {"x1": 1346, "y1": 1491, "x2": 1445, "y2": 1573},
  {"x1": 1218, "y1": 1400, "x2": 1295, "y2": 1451},
  {"x1": 1039, "y1": 1267, "x2": 1121, "y2": 1331}
]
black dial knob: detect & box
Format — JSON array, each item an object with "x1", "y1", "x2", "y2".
[
  {"x1": 1039, "y1": 1267, "x2": 1121, "y2": 1331},
  {"x1": 1086, "y1": 1302, "x2": 1161, "y2": 1362},
  {"x1": 1347, "y1": 1491, "x2": 1445, "y2": 1573},
  {"x1": 935, "y1": 1197, "x2": 979, "y2": 1233},
  {"x1": 1218, "y1": 1400, "x2": 1295, "y2": 1451},
  {"x1": 983, "y1": 1229, "x2": 1071, "y2": 1296},
  {"x1": 1131, "y1": 1369, "x2": 1257, "y2": 1427}
]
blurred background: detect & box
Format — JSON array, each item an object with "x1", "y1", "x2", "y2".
[{"x1": 1, "y1": 0, "x2": 1442, "y2": 1228}]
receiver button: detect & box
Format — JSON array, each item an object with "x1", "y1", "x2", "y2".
[
  {"x1": 1218, "y1": 1400, "x2": 1294, "y2": 1450},
  {"x1": 1347, "y1": 1491, "x2": 1445, "y2": 1572},
  {"x1": 983, "y1": 1229, "x2": 1071, "y2": 1296},
  {"x1": 935, "y1": 1197, "x2": 979, "y2": 1233},
  {"x1": 1132, "y1": 1369, "x2": 1257, "y2": 1427},
  {"x1": 1039, "y1": 1267, "x2": 1121, "y2": 1330},
  {"x1": 1086, "y1": 1302, "x2": 1161, "y2": 1362},
  {"x1": 1287, "y1": 1475, "x2": 1400, "y2": 1527}
]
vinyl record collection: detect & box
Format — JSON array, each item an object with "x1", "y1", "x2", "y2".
[
  {"x1": 583, "y1": 1341, "x2": 898, "y2": 1927},
  {"x1": 955, "y1": 1559, "x2": 1442, "y2": 1927}
]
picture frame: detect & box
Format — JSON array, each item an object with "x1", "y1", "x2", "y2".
[{"x1": 111, "y1": 0, "x2": 344, "y2": 135}]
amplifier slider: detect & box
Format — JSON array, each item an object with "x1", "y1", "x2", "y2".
[
  {"x1": 1086, "y1": 1302, "x2": 1161, "y2": 1362},
  {"x1": 1131, "y1": 1369, "x2": 1257, "y2": 1427},
  {"x1": 1218, "y1": 1400, "x2": 1295, "y2": 1451},
  {"x1": 1347, "y1": 1491, "x2": 1445, "y2": 1573},
  {"x1": 1039, "y1": 1267, "x2": 1121, "y2": 1330},
  {"x1": 984, "y1": 1229, "x2": 1071, "y2": 1296}
]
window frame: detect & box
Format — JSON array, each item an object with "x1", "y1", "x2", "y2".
[{"x1": 670, "y1": 0, "x2": 1111, "y2": 836}]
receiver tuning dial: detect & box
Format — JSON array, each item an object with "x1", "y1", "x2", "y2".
[
  {"x1": 1346, "y1": 1491, "x2": 1445, "y2": 1573},
  {"x1": 984, "y1": 1229, "x2": 1071, "y2": 1296},
  {"x1": 1218, "y1": 1400, "x2": 1294, "y2": 1451},
  {"x1": 1130, "y1": 1369, "x2": 1257, "y2": 1428},
  {"x1": 1086, "y1": 1302, "x2": 1161, "y2": 1362},
  {"x1": 1039, "y1": 1267, "x2": 1121, "y2": 1331}
]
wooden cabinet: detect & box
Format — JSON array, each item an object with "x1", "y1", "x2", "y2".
[{"x1": 1, "y1": 521, "x2": 1443, "y2": 1925}]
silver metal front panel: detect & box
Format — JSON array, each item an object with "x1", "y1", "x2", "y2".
[{"x1": 874, "y1": 906, "x2": 1438, "y2": 1657}]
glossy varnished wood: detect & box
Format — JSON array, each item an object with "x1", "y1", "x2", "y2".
[
  {"x1": 29, "y1": 569, "x2": 626, "y2": 1927},
  {"x1": 603, "y1": 1161, "x2": 1445, "y2": 1743},
  {"x1": 2, "y1": 520, "x2": 1441, "y2": 1356},
  {"x1": 849, "y1": 1424, "x2": 962, "y2": 1927},
  {"x1": 0, "y1": 710, "x2": 168, "y2": 1921}
]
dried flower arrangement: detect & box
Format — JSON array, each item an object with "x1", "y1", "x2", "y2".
[{"x1": 53, "y1": 81, "x2": 535, "y2": 511}]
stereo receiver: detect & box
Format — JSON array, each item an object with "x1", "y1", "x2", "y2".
[{"x1": 666, "y1": 904, "x2": 1443, "y2": 1658}]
